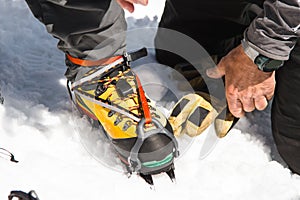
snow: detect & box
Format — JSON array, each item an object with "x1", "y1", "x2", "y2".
[{"x1": 0, "y1": 0, "x2": 300, "y2": 199}]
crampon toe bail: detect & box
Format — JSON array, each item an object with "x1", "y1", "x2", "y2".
[{"x1": 127, "y1": 118, "x2": 179, "y2": 174}]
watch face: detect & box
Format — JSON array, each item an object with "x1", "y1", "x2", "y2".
[{"x1": 254, "y1": 55, "x2": 284, "y2": 72}]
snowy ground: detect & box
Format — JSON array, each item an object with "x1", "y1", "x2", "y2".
[{"x1": 0, "y1": 0, "x2": 300, "y2": 199}]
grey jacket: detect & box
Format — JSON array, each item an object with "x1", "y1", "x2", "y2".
[{"x1": 246, "y1": 0, "x2": 300, "y2": 60}]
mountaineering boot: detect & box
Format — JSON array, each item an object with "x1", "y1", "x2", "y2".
[{"x1": 65, "y1": 48, "x2": 179, "y2": 185}]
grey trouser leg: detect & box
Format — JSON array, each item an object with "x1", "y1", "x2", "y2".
[
  {"x1": 25, "y1": 0, "x2": 126, "y2": 59},
  {"x1": 272, "y1": 41, "x2": 300, "y2": 174}
]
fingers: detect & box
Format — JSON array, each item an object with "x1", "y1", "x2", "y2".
[
  {"x1": 240, "y1": 89, "x2": 255, "y2": 112},
  {"x1": 252, "y1": 86, "x2": 274, "y2": 110},
  {"x1": 241, "y1": 98, "x2": 255, "y2": 112},
  {"x1": 226, "y1": 86, "x2": 272, "y2": 117},
  {"x1": 228, "y1": 98, "x2": 245, "y2": 118},
  {"x1": 136, "y1": 0, "x2": 148, "y2": 6},
  {"x1": 254, "y1": 96, "x2": 268, "y2": 111},
  {"x1": 226, "y1": 86, "x2": 245, "y2": 118},
  {"x1": 116, "y1": 0, "x2": 149, "y2": 12},
  {"x1": 117, "y1": 0, "x2": 135, "y2": 12},
  {"x1": 265, "y1": 92, "x2": 274, "y2": 101}
]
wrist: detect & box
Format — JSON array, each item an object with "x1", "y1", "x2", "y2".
[{"x1": 241, "y1": 39, "x2": 284, "y2": 72}]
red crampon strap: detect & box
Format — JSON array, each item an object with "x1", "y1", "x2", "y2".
[
  {"x1": 136, "y1": 75, "x2": 152, "y2": 124},
  {"x1": 67, "y1": 54, "x2": 123, "y2": 67}
]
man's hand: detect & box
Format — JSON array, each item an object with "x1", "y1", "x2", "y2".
[
  {"x1": 116, "y1": 0, "x2": 148, "y2": 13},
  {"x1": 206, "y1": 44, "x2": 276, "y2": 118}
]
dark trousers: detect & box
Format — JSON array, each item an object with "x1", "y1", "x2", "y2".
[{"x1": 272, "y1": 44, "x2": 300, "y2": 174}]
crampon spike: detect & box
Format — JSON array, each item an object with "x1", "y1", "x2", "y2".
[
  {"x1": 139, "y1": 173, "x2": 154, "y2": 186},
  {"x1": 166, "y1": 168, "x2": 176, "y2": 183}
]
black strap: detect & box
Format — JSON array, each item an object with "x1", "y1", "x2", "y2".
[
  {"x1": 124, "y1": 47, "x2": 148, "y2": 63},
  {"x1": 8, "y1": 190, "x2": 39, "y2": 200}
]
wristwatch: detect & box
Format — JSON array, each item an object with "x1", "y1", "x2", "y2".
[{"x1": 241, "y1": 39, "x2": 284, "y2": 72}]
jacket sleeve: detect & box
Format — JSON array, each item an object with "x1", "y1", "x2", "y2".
[{"x1": 245, "y1": 0, "x2": 300, "y2": 60}]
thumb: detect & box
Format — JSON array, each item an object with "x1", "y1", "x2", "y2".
[{"x1": 206, "y1": 63, "x2": 225, "y2": 79}]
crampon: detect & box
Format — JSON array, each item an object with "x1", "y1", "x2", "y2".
[{"x1": 67, "y1": 48, "x2": 179, "y2": 186}]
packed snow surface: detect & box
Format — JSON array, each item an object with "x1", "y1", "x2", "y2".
[{"x1": 0, "y1": 1, "x2": 299, "y2": 199}]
